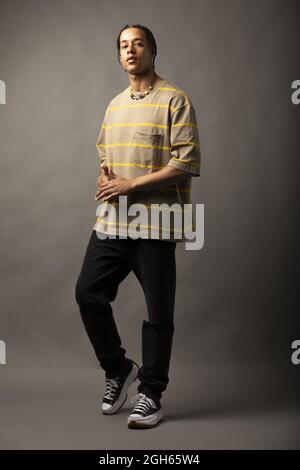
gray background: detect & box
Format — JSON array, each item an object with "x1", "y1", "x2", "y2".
[{"x1": 0, "y1": 0, "x2": 300, "y2": 449}]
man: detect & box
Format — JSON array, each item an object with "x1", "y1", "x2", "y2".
[{"x1": 75, "y1": 24, "x2": 201, "y2": 429}]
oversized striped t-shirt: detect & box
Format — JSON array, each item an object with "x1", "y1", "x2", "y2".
[{"x1": 93, "y1": 76, "x2": 201, "y2": 242}]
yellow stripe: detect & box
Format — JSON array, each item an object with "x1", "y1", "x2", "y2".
[
  {"x1": 96, "y1": 166, "x2": 192, "y2": 190},
  {"x1": 106, "y1": 200, "x2": 193, "y2": 213},
  {"x1": 98, "y1": 159, "x2": 199, "y2": 172},
  {"x1": 102, "y1": 122, "x2": 198, "y2": 130},
  {"x1": 103, "y1": 122, "x2": 169, "y2": 130},
  {"x1": 107, "y1": 103, "x2": 176, "y2": 112},
  {"x1": 172, "y1": 122, "x2": 198, "y2": 128},
  {"x1": 172, "y1": 141, "x2": 200, "y2": 148},
  {"x1": 97, "y1": 141, "x2": 199, "y2": 151},
  {"x1": 100, "y1": 161, "x2": 199, "y2": 172},
  {"x1": 158, "y1": 86, "x2": 189, "y2": 100},
  {"x1": 170, "y1": 157, "x2": 200, "y2": 168},
  {"x1": 95, "y1": 218, "x2": 196, "y2": 233},
  {"x1": 104, "y1": 162, "x2": 164, "y2": 169},
  {"x1": 97, "y1": 142, "x2": 170, "y2": 150}
]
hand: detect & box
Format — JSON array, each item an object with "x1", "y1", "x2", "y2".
[
  {"x1": 95, "y1": 167, "x2": 135, "y2": 201},
  {"x1": 95, "y1": 163, "x2": 110, "y2": 199}
]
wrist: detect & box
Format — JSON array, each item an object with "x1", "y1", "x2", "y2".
[{"x1": 131, "y1": 177, "x2": 140, "y2": 191}]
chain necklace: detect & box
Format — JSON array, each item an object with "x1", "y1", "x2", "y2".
[{"x1": 129, "y1": 80, "x2": 155, "y2": 100}]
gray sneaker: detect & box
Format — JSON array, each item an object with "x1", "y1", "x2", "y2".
[{"x1": 102, "y1": 360, "x2": 139, "y2": 415}]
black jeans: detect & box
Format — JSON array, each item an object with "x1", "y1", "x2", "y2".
[{"x1": 75, "y1": 230, "x2": 177, "y2": 403}]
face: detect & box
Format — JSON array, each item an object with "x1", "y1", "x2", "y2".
[{"x1": 119, "y1": 28, "x2": 154, "y2": 74}]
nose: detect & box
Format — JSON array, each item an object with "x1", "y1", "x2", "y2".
[{"x1": 127, "y1": 43, "x2": 136, "y2": 55}]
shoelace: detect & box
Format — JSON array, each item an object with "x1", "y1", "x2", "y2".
[
  {"x1": 130, "y1": 393, "x2": 157, "y2": 413},
  {"x1": 104, "y1": 377, "x2": 121, "y2": 401}
]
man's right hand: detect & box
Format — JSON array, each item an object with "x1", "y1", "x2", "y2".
[{"x1": 95, "y1": 163, "x2": 110, "y2": 200}]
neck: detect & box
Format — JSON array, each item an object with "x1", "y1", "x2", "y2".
[{"x1": 129, "y1": 71, "x2": 159, "y2": 93}]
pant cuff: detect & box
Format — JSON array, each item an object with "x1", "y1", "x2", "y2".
[
  {"x1": 105, "y1": 358, "x2": 132, "y2": 379},
  {"x1": 137, "y1": 386, "x2": 161, "y2": 404}
]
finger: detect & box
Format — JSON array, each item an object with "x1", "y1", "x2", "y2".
[
  {"x1": 95, "y1": 189, "x2": 111, "y2": 200},
  {"x1": 95, "y1": 182, "x2": 116, "y2": 199},
  {"x1": 100, "y1": 188, "x2": 118, "y2": 200},
  {"x1": 102, "y1": 179, "x2": 114, "y2": 187},
  {"x1": 108, "y1": 168, "x2": 117, "y2": 179},
  {"x1": 103, "y1": 192, "x2": 119, "y2": 201},
  {"x1": 95, "y1": 188, "x2": 107, "y2": 199},
  {"x1": 98, "y1": 184, "x2": 107, "y2": 193},
  {"x1": 96, "y1": 185, "x2": 105, "y2": 194}
]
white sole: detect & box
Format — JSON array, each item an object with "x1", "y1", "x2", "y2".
[
  {"x1": 127, "y1": 408, "x2": 163, "y2": 428},
  {"x1": 102, "y1": 362, "x2": 139, "y2": 415}
]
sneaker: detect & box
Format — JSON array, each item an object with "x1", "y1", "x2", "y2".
[
  {"x1": 102, "y1": 360, "x2": 139, "y2": 415},
  {"x1": 127, "y1": 393, "x2": 163, "y2": 428}
]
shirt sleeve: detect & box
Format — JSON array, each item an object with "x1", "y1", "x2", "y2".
[
  {"x1": 167, "y1": 103, "x2": 201, "y2": 176},
  {"x1": 96, "y1": 111, "x2": 108, "y2": 166}
]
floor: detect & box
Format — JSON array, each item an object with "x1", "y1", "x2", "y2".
[{"x1": 0, "y1": 362, "x2": 299, "y2": 449}]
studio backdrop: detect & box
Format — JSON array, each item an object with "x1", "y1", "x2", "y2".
[{"x1": 0, "y1": 0, "x2": 299, "y2": 450}]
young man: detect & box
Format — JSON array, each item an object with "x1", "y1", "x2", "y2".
[{"x1": 75, "y1": 24, "x2": 201, "y2": 429}]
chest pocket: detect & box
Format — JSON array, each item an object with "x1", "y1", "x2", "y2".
[{"x1": 132, "y1": 130, "x2": 164, "y2": 170}]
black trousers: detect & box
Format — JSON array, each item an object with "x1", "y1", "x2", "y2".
[{"x1": 75, "y1": 230, "x2": 177, "y2": 403}]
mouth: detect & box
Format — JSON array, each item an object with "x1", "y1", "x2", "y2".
[{"x1": 127, "y1": 57, "x2": 137, "y2": 63}]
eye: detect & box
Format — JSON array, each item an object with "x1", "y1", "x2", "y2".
[{"x1": 121, "y1": 42, "x2": 143, "y2": 49}]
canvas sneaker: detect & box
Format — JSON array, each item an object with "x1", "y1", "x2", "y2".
[
  {"x1": 127, "y1": 392, "x2": 163, "y2": 428},
  {"x1": 102, "y1": 360, "x2": 139, "y2": 415}
]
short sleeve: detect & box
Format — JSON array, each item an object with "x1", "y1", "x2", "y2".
[
  {"x1": 96, "y1": 111, "x2": 108, "y2": 165},
  {"x1": 167, "y1": 103, "x2": 201, "y2": 176}
]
